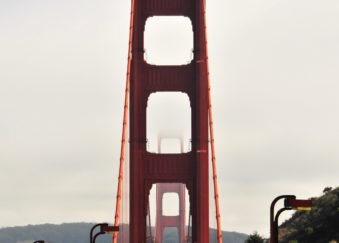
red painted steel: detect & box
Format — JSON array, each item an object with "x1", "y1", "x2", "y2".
[
  {"x1": 204, "y1": 0, "x2": 223, "y2": 239},
  {"x1": 154, "y1": 183, "x2": 186, "y2": 243},
  {"x1": 128, "y1": 0, "x2": 210, "y2": 241},
  {"x1": 115, "y1": 0, "x2": 215, "y2": 242},
  {"x1": 112, "y1": 0, "x2": 135, "y2": 242},
  {"x1": 102, "y1": 225, "x2": 120, "y2": 233},
  {"x1": 285, "y1": 198, "x2": 312, "y2": 208},
  {"x1": 152, "y1": 138, "x2": 187, "y2": 243}
]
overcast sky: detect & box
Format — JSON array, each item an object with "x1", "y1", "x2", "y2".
[{"x1": 0, "y1": 0, "x2": 339, "y2": 238}]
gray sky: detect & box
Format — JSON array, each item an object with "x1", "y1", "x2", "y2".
[{"x1": 1, "y1": 0, "x2": 339, "y2": 237}]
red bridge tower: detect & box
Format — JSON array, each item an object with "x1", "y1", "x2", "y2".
[
  {"x1": 154, "y1": 183, "x2": 186, "y2": 243},
  {"x1": 113, "y1": 0, "x2": 223, "y2": 242},
  {"x1": 129, "y1": 0, "x2": 210, "y2": 242}
]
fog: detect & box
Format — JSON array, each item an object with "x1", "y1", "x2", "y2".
[{"x1": 0, "y1": 0, "x2": 339, "y2": 237}]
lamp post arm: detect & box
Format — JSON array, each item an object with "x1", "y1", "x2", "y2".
[
  {"x1": 93, "y1": 232, "x2": 106, "y2": 243},
  {"x1": 90, "y1": 224, "x2": 101, "y2": 243},
  {"x1": 270, "y1": 195, "x2": 295, "y2": 243},
  {"x1": 274, "y1": 207, "x2": 291, "y2": 243},
  {"x1": 270, "y1": 195, "x2": 295, "y2": 223},
  {"x1": 275, "y1": 207, "x2": 291, "y2": 224},
  {"x1": 90, "y1": 223, "x2": 108, "y2": 243}
]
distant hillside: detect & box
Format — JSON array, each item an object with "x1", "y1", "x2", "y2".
[
  {"x1": 279, "y1": 187, "x2": 339, "y2": 243},
  {"x1": 0, "y1": 223, "x2": 248, "y2": 243}
]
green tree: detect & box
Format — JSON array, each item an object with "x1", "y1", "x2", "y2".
[
  {"x1": 323, "y1": 187, "x2": 333, "y2": 194},
  {"x1": 245, "y1": 231, "x2": 265, "y2": 243}
]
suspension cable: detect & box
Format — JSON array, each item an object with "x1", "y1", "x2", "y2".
[
  {"x1": 203, "y1": 0, "x2": 223, "y2": 242},
  {"x1": 113, "y1": 0, "x2": 135, "y2": 242}
]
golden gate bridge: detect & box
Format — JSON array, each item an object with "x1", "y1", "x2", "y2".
[
  {"x1": 111, "y1": 0, "x2": 222, "y2": 242},
  {"x1": 31, "y1": 1, "x2": 316, "y2": 242}
]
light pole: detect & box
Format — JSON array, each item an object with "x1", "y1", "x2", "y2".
[
  {"x1": 90, "y1": 223, "x2": 119, "y2": 243},
  {"x1": 270, "y1": 195, "x2": 312, "y2": 243}
]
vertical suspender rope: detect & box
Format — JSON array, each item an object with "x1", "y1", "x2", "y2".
[
  {"x1": 113, "y1": 0, "x2": 135, "y2": 242},
  {"x1": 203, "y1": 1, "x2": 223, "y2": 243}
]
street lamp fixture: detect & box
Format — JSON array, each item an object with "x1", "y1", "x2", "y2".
[
  {"x1": 270, "y1": 195, "x2": 312, "y2": 243},
  {"x1": 33, "y1": 241, "x2": 45, "y2": 243},
  {"x1": 90, "y1": 223, "x2": 119, "y2": 243},
  {"x1": 284, "y1": 197, "x2": 312, "y2": 211}
]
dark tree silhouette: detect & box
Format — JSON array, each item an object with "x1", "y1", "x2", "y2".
[
  {"x1": 323, "y1": 187, "x2": 333, "y2": 194},
  {"x1": 245, "y1": 231, "x2": 266, "y2": 243}
]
